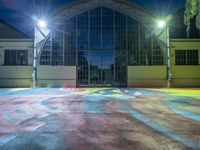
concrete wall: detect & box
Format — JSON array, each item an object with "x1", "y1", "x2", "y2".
[
  {"x1": 0, "y1": 66, "x2": 32, "y2": 87},
  {"x1": 128, "y1": 66, "x2": 167, "y2": 87},
  {"x1": 37, "y1": 66, "x2": 76, "y2": 87},
  {"x1": 170, "y1": 39, "x2": 200, "y2": 87}
]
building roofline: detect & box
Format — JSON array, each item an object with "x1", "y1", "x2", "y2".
[
  {"x1": 0, "y1": 19, "x2": 29, "y2": 38},
  {"x1": 52, "y1": 0, "x2": 154, "y2": 17},
  {"x1": 0, "y1": 38, "x2": 33, "y2": 42},
  {"x1": 49, "y1": 0, "x2": 158, "y2": 35},
  {"x1": 48, "y1": 0, "x2": 166, "y2": 43}
]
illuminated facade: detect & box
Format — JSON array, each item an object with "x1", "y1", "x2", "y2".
[
  {"x1": 0, "y1": 0, "x2": 199, "y2": 87},
  {"x1": 38, "y1": 0, "x2": 165, "y2": 87}
]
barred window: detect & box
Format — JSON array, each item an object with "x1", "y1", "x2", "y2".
[
  {"x1": 4, "y1": 50, "x2": 28, "y2": 66},
  {"x1": 175, "y1": 50, "x2": 199, "y2": 65}
]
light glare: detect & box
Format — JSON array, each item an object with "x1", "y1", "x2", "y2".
[
  {"x1": 157, "y1": 20, "x2": 166, "y2": 28},
  {"x1": 38, "y1": 20, "x2": 47, "y2": 28}
]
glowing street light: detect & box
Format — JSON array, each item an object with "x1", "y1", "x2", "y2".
[
  {"x1": 157, "y1": 19, "x2": 171, "y2": 88},
  {"x1": 38, "y1": 20, "x2": 47, "y2": 28},
  {"x1": 157, "y1": 20, "x2": 166, "y2": 28}
]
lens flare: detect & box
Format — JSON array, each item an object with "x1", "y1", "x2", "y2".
[
  {"x1": 157, "y1": 20, "x2": 166, "y2": 28},
  {"x1": 38, "y1": 20, "x2": 47, "y2": 28}
]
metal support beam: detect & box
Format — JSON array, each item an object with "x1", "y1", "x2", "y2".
[
  {"x1": 88, "y1": 11, "x2": 91, "y2": 86},
  {"x1": 166, "y1": 27, "x2": 171, "y2": 88},
  {"x1": 76, "y1": 16, "x2": 78, "y2": 87},
  {"x1": 32, "y1": 27, "x2": 37, "y2": 88}
]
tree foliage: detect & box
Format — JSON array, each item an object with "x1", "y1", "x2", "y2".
[{"x1": 184, "y1": 0, "x2": 200, "y2": 30}]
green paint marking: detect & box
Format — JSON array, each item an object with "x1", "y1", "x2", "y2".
[{"x1": 151, "y1": 89, "x2": 200, "y2": 99}]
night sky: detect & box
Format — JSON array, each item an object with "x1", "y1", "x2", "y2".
[{"x1": 0, "y1": 0, "x2": 186, "y2": 36}]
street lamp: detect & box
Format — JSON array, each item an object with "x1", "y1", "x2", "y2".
[
  {"x1": 38, "y1": 20, "x2": 47, "y2": 28},
  {"x1": 157, "y1": 20, "x2": 171, "y2": 88},
  {"x1": 157, "y1": 20, "x2": 166, "y2": 28},
  {"x1": 32, "y1": 19, "x2": 47, "y2": 88}
]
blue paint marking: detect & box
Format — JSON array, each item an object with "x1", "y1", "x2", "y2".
[
  {"x1": 0, "y1": 134, "x2": 17, "y2": 146},
  {"x1": 82, "y1": 101, "x2": 103, "y2": 114},
  {"x1": 36, "y1": 97, "x2": 63, "y2": 113},
  {"x1": 121, "y1": 103, "x2": 198, "y2": 150},
  {"x1": 82, "y1": 88, "x2": 135, "y2": 101},
  {"x1": 82, "y1": 95, "x2": 105, "y2": 102},
  {"x1": 171, "y1": 108, "x2": 200, "y2": 122},
  {"x1": 3, "y1": 110, "x2": 18, "y2": 125},
  {"x1": 164, "y1": 97, "x2": 200, "y2": 122},
  {"x1": 120, "y1": 88, "x2": 164, "y2": 97},
  {"x1": 0, "y1": 88, "x2": 61, "y2": 97}
]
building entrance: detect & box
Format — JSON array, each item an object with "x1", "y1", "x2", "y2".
[{"x1": 77, "y1": 50, "x2": 127, "y2": 87}]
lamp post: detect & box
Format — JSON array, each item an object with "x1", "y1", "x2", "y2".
[
  {"x1": 32, "y1": 20, "x2": 47, "y2": 88},
  {"x1": 157, "y1": 20, "x2": 171, "y2": 88}
]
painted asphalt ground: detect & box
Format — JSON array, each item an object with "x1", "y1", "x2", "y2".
[{"x1": 0, "y1": 88, "x2": 199, "y2": 150}]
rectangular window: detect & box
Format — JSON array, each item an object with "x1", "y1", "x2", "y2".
[
  {"x1": 175, "y1": 50, "x2": 199, "y2": 65},
  {"x1": 4, "y1": 50, "x2": 28, "y2": 65}
]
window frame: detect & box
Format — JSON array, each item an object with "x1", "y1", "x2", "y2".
[
  {"x1": 175, "y1": 49, "x2": 199, "y2": 65},
  {"x1": 4, "y1": 49, "x2": 29, "y2": 66}
]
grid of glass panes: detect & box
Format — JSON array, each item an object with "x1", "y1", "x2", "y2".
[
  {"x1": 64, "y1": 18, "x2": 76, "y2": 66},
  {"x1": 152, "y1": 37, "x2": 164, "y2": 65},
  {"x1": 175, "y1": 50, "x2": 199, "y2": 65},
  {"x1": 4, "y1": 50, "x2": 28, "y2": 65},
  {"x1": 187, "y1": 50, "x2": 198, "y2": 65},
  {"x1": 115, "y1": 12, "x2": 126, "y2": 50},
  {"x1": 40, "y1": 36, "x2": 51, "y2": 65},
  {"x1": 128, "y1": 17, "x2": 140, "y2": 65},
  {"x1": 39, "y1": 5, "x2": 165, "y2": 85},
  {"x1": 40, "y1": 7, "x2": 164, "y2": 67},
  {"x1": 52, "y1": 25, "x2": 64, "y2": 66},
  {"x1": 78, "y1": 51, "x2": 89, "y2": 85},
  {"x1": 102, "y1": 7, "x2": 114, "y2": 50},
  {"x1": 90, "y1": 51, "x2": 101, "y2": 84},
  {"x1": 77, "y1": 12, "x2": 89, "y2": 85},
  {"x1": 90, "y1": 7, "x2": 101, "y2": 50},
  {"x1": 139, "y1": 27, "x2": 152, "y2": 65},
  {"x1": 115, "y1": 50, "x2": 126, "y2": 86},
  {"x1": 101, "y1": 51, "x2": 114, "y2": 84},
  {"x1": 77, "y1": 12, "x2": 88, "y2": 51}
]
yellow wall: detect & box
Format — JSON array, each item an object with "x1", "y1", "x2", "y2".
[
  {"x1": 128, "y1": 39, "x2": 200, "y2": 88},
  {"x1": 170, "y1": 39, "x2": 200, "y2": 87},
  {"x1": 128, "y1": 66, "x2": 167, "y2": 87},
  {"x1": 0, "y1": 66, "x2": 32, "y2": 87}
]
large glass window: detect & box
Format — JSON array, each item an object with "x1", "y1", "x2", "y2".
[
  {"x1": 90, "y1": 7, "x2": 101, "y2": 50},
  {"x1": 40, "y1": 36, "x2": 51, "y2": 65},
  {"x1": 128, "y1": 18, "x2": 139, "y2": 65},
  {"x1": 115, "y1": 12, "x2": 126, "y2": 50},
  {"x1": 77, "y1": 12, "x2": 88, "y2": 51},
  {"x1": 39, "y1": 7, "x2": 163, "y2": 66},
  {"x1": 102, "y1": 7, "x2": 114, "y2": 50},
  {"x1": 64, "y1": 18, "x2": 76, "y2": 66},
  {"x1": 175, "y1": 50, "x2": 199, "y2": 65},
  {"x1": 4, "y1": 50, "x2": 28, "y2": 66},
  {"x1": 39, "y1": 7, "x2": 164, "y2": 86},
  {"x1": 52, "y1": 25, "x2": 64, "y2": 66}
]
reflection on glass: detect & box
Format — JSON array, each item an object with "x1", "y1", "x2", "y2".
[{"x1": 39, "y1": 7, "x2": 164, "y2": 87}]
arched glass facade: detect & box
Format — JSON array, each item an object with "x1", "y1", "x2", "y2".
[{"x1": 39, "y1": 7, "x2": 164, "y2": 86}]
